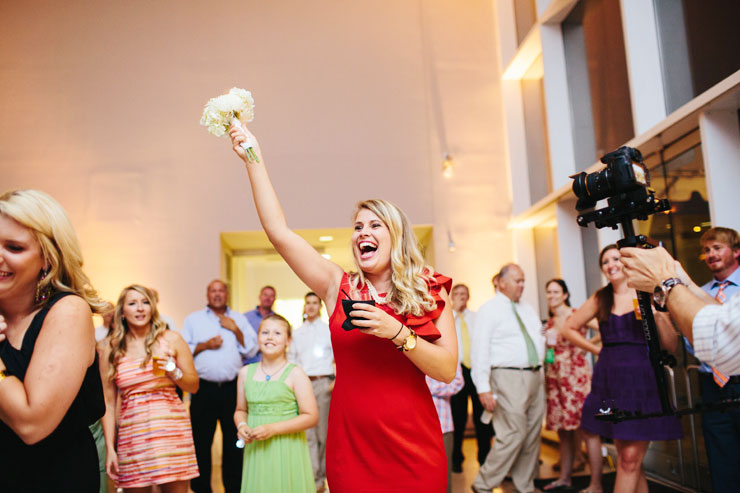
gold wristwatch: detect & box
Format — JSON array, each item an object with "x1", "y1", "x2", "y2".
[{"x1": 397, "y1": 328, "x2": 418, "y2": 352}]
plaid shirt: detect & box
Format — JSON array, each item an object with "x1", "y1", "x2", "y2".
[{"x1": 426, "y1": 364, "x2": 464, "y2": 433}]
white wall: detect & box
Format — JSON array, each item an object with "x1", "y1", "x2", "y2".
[{"x1": 0, "y1": 0, "x2": 510, "y2": 321}]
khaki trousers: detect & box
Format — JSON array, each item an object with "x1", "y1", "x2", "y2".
[
  {"x1": 472, "y1": 368, "x2": 545, "y2": 493},
  {"x1": 307, "y1": 376, "x2": 332, "y2": 489}
]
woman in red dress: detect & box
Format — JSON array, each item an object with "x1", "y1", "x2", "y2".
[{"x1": 228, "y1": 124, "x2": 457, "y2": 493}]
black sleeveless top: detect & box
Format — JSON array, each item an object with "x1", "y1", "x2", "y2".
[{"x1": 0, "y1": 292, "x2": 105, "y2": 492}]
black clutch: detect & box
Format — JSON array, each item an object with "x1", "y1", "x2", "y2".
[{"x1": 341, "y1": 299, "x2": 375, "y2": 331}]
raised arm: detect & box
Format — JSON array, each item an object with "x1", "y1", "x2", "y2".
[
  {"x1": 561, "y1": 295, "x2": 602, "y2": 355},
  {"x1": 0, "y1": 295, "x2": 95, "y2": 444},
  {"x1": 229, "y1": 124, "x2": 343, "y2": 305}
]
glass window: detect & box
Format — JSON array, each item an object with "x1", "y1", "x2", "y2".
[
  {"x1": 654, "y1": 1, "x2": 740, "y2": 113},
  {"x1": 638, "y1": 131, "x2": 711, "y2": 286},
  {"x1": 562, "y1": 0, "x2": 634, "y2": 170}
]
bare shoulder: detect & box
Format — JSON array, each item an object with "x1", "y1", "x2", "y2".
[
  {"x1": 287, "y1": 363, "x2": 309, "y2": 386},
  {"x1": 47, "y1": 293, "x2": 92, "y2": 317},
  {"x1": 44, "y1": 294, "x2": 93, "y2": 334}
]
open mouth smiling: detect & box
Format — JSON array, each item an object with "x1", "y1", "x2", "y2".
[{"x1": 358, "y1": 241, "x2": 377, "y2": 259}]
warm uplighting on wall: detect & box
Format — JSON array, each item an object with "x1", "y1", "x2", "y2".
[{"x1": 442, "y1": 154, "x2": 454, "y2": 179}]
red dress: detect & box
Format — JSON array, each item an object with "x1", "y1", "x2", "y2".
[{"x1": 326, "y1": 272, "x2": 450, "y2": 492}]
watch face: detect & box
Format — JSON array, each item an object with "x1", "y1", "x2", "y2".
[
  {"x1": 406, "y1": 333, "x2": 417, "y2": 350},
  {"x1": 164, "y1": 359, "x2": 177, "y2": 372},
  {"x1": 653, "y1": 286, "x2": 667, "y2": 308}
]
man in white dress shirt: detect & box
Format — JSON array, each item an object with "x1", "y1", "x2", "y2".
[
  {"x1": 289, "y1": 292, "x2": 334, "y2": 493},
  {"x1": 471, "y1": 264, "x2": 545, "y2": 493},
  {"x1": 449, "y1": 283, "x2": 493, "y2": 472}
]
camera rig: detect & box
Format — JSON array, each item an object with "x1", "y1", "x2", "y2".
[{"x1": 572, "y1": 146, "x2": 740, "y2": 422}]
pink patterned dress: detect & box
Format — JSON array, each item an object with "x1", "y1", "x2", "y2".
[
  {"x1": 114, "y1": 346, "x2": 199, "y2": 487},
  {"x1": 544, "y1": 312, "x2": 592, "y2": 431}
]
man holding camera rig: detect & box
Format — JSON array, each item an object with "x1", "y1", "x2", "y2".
[{"x1": 621, "y1": 229, "x2": 740, "y2": 492}]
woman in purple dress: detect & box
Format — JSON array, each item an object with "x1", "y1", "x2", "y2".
[{"x1": 562, "y1": 245, "x2": 682, "y2": 493}]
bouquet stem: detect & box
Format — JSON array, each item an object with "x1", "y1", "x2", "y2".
[{"x1": 240, "y1": 143, "x2": 260, "y2": 163}]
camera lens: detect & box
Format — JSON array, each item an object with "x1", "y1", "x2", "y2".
[{"x1": 571, "y1": 168, "x2": 613, "y2": 210}]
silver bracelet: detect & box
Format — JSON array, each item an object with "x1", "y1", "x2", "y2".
[{"x1": 169, "y1": 367, "x2": 183, "y2": 381}]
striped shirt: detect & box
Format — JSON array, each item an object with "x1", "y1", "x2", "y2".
[
  {"x1": 425, "y1": 365, "x2": 464, "y2": 433},
  {"x1": 693, "y1": 293, "x2": 740, "y2": 376}
]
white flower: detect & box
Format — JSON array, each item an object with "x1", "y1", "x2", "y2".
[{"x1": 200, "y1": 87, "x2": 255, "y2": 137}]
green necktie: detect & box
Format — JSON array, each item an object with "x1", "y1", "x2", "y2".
[{"x1": 512, "y1": 301, "x2": 539, "y2": 367}]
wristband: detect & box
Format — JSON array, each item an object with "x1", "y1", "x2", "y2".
[
  {"x1": 237, "y1": 421, "x2": 248, "y2": 430},
  {"x1": 390, "y1": 322, "x2": 404, "y2": 341}
]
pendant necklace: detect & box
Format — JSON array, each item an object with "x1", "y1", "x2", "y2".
[
  {"x1": 261, "y1": 360, "x2": 288, "y2": 381},
  {"x1": 365, "y1": 279, "x2": 388, "y2": 305}
]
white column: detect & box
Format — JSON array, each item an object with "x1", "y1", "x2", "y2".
[
  {"x1": 619, "y1": 0, "x2": 667, "y2": 135},
  {"x1": 514, "y1": 227, "x2": 540, "y2": 312},
  {"x1": 556, "y1": 200, "x2": 588, "y2": 305},
  {"x1": 495, "y1": 0, "x2": 519, "y2": 70},
  {"x1": 540, "y1": 23, "x2": 577, "y2": 190},
  {"x1": 502, "y1": 79, "x2": 532, "y2": 215},
  {"x1": 700, "y1": 109, "x2": 740, "y2": 231}
]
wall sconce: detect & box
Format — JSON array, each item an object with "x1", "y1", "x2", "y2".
[{"x1": 442, "y1": 154, "x2": 454, "y2": 179}]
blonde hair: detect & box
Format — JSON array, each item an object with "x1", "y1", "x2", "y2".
[
  {"x1": 348, "y1": 199, "x2": 436, "y2": 316},
  {"x1": 700, "y1": 227, "x2": 740, "y2": 251},
  {"x1": 0, "y1": 189, "x2": 106, "y2": 313},
  {"x1": 107, "y1": 284, "x2": 168, "y2": 380},
  {"x1": 260, "y1": 313, "x2": 293, "y2": 338}
]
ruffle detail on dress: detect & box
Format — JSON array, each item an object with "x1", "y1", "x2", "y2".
[{"x1": 403, "y1": 272, "x2": 452, "y2": 342}]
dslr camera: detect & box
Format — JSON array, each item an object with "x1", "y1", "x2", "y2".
[{"x1": 571, "y1": 146, "x2": 668, "y2": 230}]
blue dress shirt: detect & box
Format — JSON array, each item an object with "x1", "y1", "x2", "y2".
[
  {"x1": 685, "y1": 266, "x2": 740, "y2": 375},
  {"x1": 243, "y1": 307, "x2": 275, "y2": 364},
  {"x1": 182, "y1": 306, "x2": 258, "y2": 382}
]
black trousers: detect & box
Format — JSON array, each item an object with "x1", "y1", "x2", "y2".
[
  {"x1": 450, "y1": 364, "x2": 494, "y2": 467},
  {"x1": 699, "y1": 373, "x2": 740, "y2": 493},
  {"x1": 190, "y1": 379, "x2": 243, "y2": 493}
]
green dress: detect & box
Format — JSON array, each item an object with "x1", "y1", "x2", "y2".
[{"x1": 241, "y1": 363, "x2": 315, "y2": 493}]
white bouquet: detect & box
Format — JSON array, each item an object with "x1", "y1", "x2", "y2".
[{"x1": 200, "y1": 87, "x2": 259, "y2": 162}]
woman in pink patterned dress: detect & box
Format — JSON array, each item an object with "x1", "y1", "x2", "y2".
[
  {"x1": 99, "y1": 285, "x2": 200, "y2": 492},
  {"x1": 543, "y1": 279, "x2": 598, "y2": 491}
]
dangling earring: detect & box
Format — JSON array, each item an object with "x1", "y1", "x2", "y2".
[{"x1": 35, "y1": 268, "x2": 51, "y2": 303}]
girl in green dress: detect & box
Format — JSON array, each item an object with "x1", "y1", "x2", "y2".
[{"x1": 235, "y1": 314, "x2": 318, "y2": 493}]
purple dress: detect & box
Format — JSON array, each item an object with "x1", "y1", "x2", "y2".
[{"x1": 580, "y1": 312, "x2": 683, "y2": 441}]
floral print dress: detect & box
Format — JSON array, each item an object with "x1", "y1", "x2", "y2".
[{"x1": 545, "y1": 312, "x2": 592, "y2": 431}]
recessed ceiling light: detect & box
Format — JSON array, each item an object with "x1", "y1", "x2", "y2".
[
  {"x1": 319, "y1": 236, "x2": 333, "y2": 242},
  {"x1": 321, "y1": 254, "x2": 331, "y2": 260}
]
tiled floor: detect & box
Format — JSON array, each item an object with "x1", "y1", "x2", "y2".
[
  {"x1": 451, "y1": 438, "x2": 569, "y2": 493},
  {"x1": 206, "y1": 431, "x2": 585, "y2": 493}
]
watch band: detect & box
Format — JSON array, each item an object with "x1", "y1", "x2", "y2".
[
  {"x1": 397, "y1": 328, "x2": 417, "y2": 352},
  {"x1": 653, "y1": 277, "x2": 685, "y2": 311}
]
